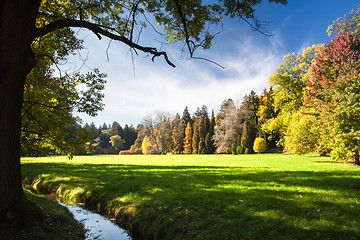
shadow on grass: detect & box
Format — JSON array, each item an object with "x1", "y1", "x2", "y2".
[{"x1": 22, "y1": 162, "x2": 360, "y2": 240}]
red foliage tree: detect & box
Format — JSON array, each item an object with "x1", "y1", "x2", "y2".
[{"x1": 305, "y1": 33, "x2": 360, "y2": 164}]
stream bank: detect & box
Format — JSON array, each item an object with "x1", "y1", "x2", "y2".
[
  {"x1": 59, "y1": 203, "x2": 131, "y2": 240},
  {"x1": 24, "y1": 184, "x2": 136, "y2": 240}
]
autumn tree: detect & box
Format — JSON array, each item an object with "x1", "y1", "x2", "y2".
[
  {"x1": 283, "y1": 111, "x2": 321, "y2": 154},
  {"x1": 142, "y1": 113, "x2": 174, "y2": 154},
  {"x1": 306, "y1": 33, "x2": 360, "y2": 164},
  {"x1": 178, "y1": 106, "x2": 192, "y2": 153},
  {"x1": 130, "y1": 124, "x2": 146, "y2": 154},
  {"x1": 253, "y1": 137, "x2": 266, "y2": 153},
  {"x1": 256, "y1": 88, "x2": 279, "y2": 149},
  {"x1": 327, "y1": 6, "x2": 360, "y2": 38},
  {"x1": 183, "y1": 122, "x2": 193, "y2": 154},
  {"x1": 263, "y1": 44, "x2": 324, "y2": 149},
  {"x1": 142, "y1": 136, "x2": 158, "y2": 155},
  {"x1": 0, "y1": 0, "x2": 286, "y2": 229}
]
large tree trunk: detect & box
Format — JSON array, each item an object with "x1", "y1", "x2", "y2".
[{"x1": 0, "y1": 0, "x2": 42, "y2": 229}]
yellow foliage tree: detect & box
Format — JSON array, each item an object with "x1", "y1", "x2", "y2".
[
  {"x1": 253, "y1": 137, "x2": 267, "y2": 153},
  {"x1": 142, "y1": 136, "x2": 152, "y2": 155}
]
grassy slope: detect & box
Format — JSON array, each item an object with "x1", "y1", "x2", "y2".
[
  {"x1": 0, "y1": 190, "x2": 85, "y2": 240},
  {"x1": 21, "y1": 154, "x2": 360, "y2": 240}
]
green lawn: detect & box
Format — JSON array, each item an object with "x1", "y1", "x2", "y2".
[{"x1": 21, "y1": 154, "x2": 360, "y2": 240}]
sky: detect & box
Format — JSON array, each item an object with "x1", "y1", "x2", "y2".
[{"x1": 67, "y1": 1, "x2": 359, "y2": 127}]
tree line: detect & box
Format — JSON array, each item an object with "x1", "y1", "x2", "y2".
[
  {"x1": 83, "y1": 122, "x2": 137, "y2": 154},
  {"x1": 57, "y1": 90, "x2": 276, "y2": 156},
  {"x1": 127, "y1": 89, "x2": 276, "y2": 155}
]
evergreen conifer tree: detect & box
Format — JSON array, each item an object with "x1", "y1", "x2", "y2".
[{"x1": 205, "y1": 110, "x2": 216, "y2": 153}]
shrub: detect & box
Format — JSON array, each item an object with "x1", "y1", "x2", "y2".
[
  {"x1": 236, "y1": 145, "x2": 245, "y2": 154},
  {"x1": 119, "y1": 150, "x2": 138, "y2": 155},
  {"x1": 253, "y1": 137, "x2": 267, "y2": 153}
]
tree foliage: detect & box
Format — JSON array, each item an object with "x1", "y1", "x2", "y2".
[
  {"x1": 183, "y1": 122, "x2": 193, "y2": 154},
  {"x1": 283, "y1": 111, "x2": 321, "y2": 155},
  {"x1": 256, "y1": 88, "x2": 279, "y2": 149},
  {"x1": 253, "y1": 137, "x2": 266, "y2": 153},
  {"x1": 263, "y1": 44, "x2": 324, "y2": 150},
  {"x1": 269, "y1": 44, "x2": 324, "y2": 112},
  {"x1": 239, "y1": 91, "x2": 259, "y2": 154},
  {"x1": 305, "y1": 33, "x2": 360, "y2": 164},
  {"x1": 171, "y1": 113, "x2": 182, "y2": 154},
  {"x1": 142, "y1": 136, "x2": 157, "y2": 155},
  {"x1": 327, "y1": 7, "x2": 360, "y2": 38},
  {"x1": 22, "y1": 20, "x2": 107, "y2": 158},
  {"x1": 205, "y1": 110, "x2": 216, "y2": 154},
  {"x1": 109, "y1": 135, "x2": 125, "y2": 153}
]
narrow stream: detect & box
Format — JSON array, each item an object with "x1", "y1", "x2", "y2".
[{"x1": 59, "y1": 203, "x2": 131, "y2": 240}]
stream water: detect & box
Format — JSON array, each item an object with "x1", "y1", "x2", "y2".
[{"x1": 59, "y1": 203, "x2": 131, "y2": 240}]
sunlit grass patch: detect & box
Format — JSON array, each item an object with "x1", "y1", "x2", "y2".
[{"x1": 21, "y1": 154, "x2": 360, "y2": 239}]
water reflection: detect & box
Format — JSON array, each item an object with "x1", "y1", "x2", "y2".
[{"x1": 59, "y1": 203, "x2": 131, "y2": 240}]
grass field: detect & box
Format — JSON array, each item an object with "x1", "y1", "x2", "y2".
[{"x1": 21, "y1": 154, "x2": 360, "y2": 240}]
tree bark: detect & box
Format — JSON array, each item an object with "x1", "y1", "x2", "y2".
[{"x1": 0, "y1": 0, "x2": 41, "y2": 228}]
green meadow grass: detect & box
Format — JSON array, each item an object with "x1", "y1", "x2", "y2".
[{"x1": 21, "y1": 154, "x2": 360, "y2": 240}]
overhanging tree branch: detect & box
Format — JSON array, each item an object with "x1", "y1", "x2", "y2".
[
  {"x1": 34, "y1": 19, "x2": 176, "y2": 67},
  {"x1": 173, "y1": 0, "x2": 194, "y2": 57}
]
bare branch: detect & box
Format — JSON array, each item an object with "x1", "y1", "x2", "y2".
[
  {"x1": 173, "y1": 0, "x2": 194, "y2": 57},
  {"x1": 191, "y1": 56, "x2": 225, "y2": 69},
  {"x1": 106, "y1": 39, "x2": 113, "y2": 62},
  {"x1": 34, "y1": 19, "x2": 176, "y2": 67},
  {"x1": 240, "y1": 16, "x2": 274, "y2": 37},
  {"x1": 23, "y1": 100, "x2": 72, "y2": 111},
  {"x1": 130, "y1": 0, "x2": 142, "y2": 42}
]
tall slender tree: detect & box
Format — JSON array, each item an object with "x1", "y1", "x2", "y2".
[
  {"x1": 240, "y1": 90, "x2": 259, "y2": 153},
  {"x1": 183, "y1": 122, "x2": 193, "y2": 154},
  {"x1": 205, "y1": 110, "x2": 216, "y2": 153},
  {"x1": 171, "y1": 113, "x2": 183, "y2": 154},
  {"x1": 213, "y1": 99, "x2": 239, "y2": 154},
  {"x1": 179, "y1": 106, "x2": 192, "y2": 153}
]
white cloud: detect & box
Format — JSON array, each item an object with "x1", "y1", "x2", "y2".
[{"x1": 74, "y1": 28, "x2": 283, "y2": 127}]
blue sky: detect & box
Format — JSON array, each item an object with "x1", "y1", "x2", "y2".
[{"x1": 69, "y1": 1, "x2": 359, "y2": 127}]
